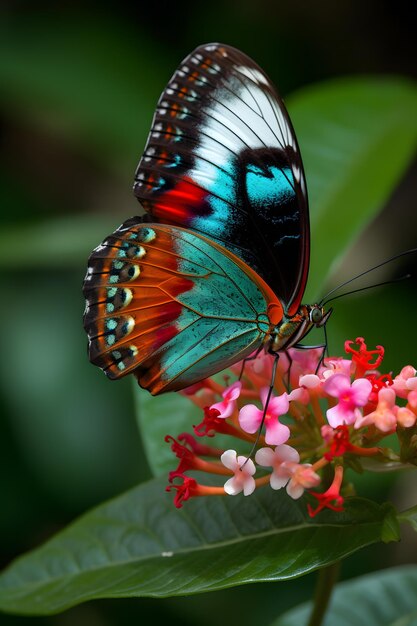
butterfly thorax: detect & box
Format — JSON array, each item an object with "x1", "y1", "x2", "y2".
[{"x1": 267, "y1": 304, "x2": 329, "y2": 354}]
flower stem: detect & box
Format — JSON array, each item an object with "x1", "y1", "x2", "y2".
[{"x1": 307, "y1": 561, "x2": 341, "y2": 626}]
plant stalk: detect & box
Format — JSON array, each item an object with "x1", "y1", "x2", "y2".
[{"x1": 307, "y1": 561, "x2": 341, "y2": 626}]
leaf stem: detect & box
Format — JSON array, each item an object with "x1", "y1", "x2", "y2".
[{"x1": 307, "y1": 561, "x2": 341, "y2": 626}]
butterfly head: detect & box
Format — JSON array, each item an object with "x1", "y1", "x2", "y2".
[{"x1": 308, "y1": 304, "x2": 332, "y2": 327}]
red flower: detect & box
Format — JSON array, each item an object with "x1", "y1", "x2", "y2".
[
  {"x1": 165, "y1": 435, "x2": 200, "y2": 478},
  {"x1": 345, "y1": 337, "x2": 384, "y2": 378},
  {"x1": 166, "y1": 474, "x2": 199, "y2": 508},
  {"x1": 323, "y1": 425, "x2": 353, "y2": 460},
  {"x1": 166, "y1": 473, "x2": 226, "y2": 507},
  {"x1": 177, "y1": 433, "x2": 224, "y2": 457},
  {"x1": 194, "y1": 406, "x2": 244, "y2": 439},
  {"x1": 366, "y1": 373, "x2": 393, "y2": 406},
  {"x1": 308, "y1": 466, "x2": 344, "y2": 517},
  {"x1": 194, "y1": 407, "x2": 223, "y2": 437}
]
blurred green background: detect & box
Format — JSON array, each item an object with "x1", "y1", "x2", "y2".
[{"x1": 1, "y1": 2, "x2": 416, "y2": 625}]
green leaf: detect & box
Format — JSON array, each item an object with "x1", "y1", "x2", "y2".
[
  {"x1": 134, "y1": 380, "x2": 241, "y2": 478},
  {"x1": 271, "y1": 565, "x2": 417, "y2": 626},
  {"x1": 0, "y1": 481, "x2": 399, "y2": 615},
  {"x1": 0, "y1": 215, "x2": 124, "y2": 269},
  {"x1": 287, "y1": 77, "x2": 417, "y2": 301},
  {"x1": 134, "y1": 386, "x2": 200, "y2": 476},
  {"x1": 0, "y1": 15, "x2": 166, "y2": 173},
  {"x1": 398, "y1": 504, "x2": 417, "y2": 532}
]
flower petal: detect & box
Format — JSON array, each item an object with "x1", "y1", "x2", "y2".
[
  {"x1": 265, "y1": 420, "x2": 291, "y2": 445},
  {"x1": 269, "y1": 393, "x2": 290, "y2": 415},
  {"x1": 286, "y1": 479, "x2": 305, "y2": 499},
  {"x1": 237, "y1": 455, "x2": 256, "y2": 475},
  {"x1": 324, "y1": 373, "x2": 351, "y2": 398},
  {"x1": 255, "y1": 447, "x2": 276, "y2": 467},
  {"x1": 210, "y1": 399, "x2": 231, "y2": 418},
  {"x1": 238, "y1": 404, "x2": 263, "y2": 434},
  {"x1": 242, "y1": 476, "x2": 256, "y2": 496},
  {"x1": 225, "y1": 381, "x2": 242, "y2": 401},
  {"x1": 224, "y1": 476, "x2": 242, "y2": 495},
  {"x1": 270, "y1": 473, "x2": 290, "y2": 490},
  {"x1": 288, "y1": 387, "x2": 310, "y2": 403},
  {"x1": 397, "y1": 407, "x2": 416, "y2": 428},
  {"x1": 351, "y1": 378, "x2": 372, "y2": 406},
  {"x1": 276, "y1": 444, "x2": 300, "y2": 464},
  {"x1": 259, "y1": 386, "x2": 271, "y2": 407},
  {"x1": 299, "y1": 374, "x2": 321, "y2": 388},
  {"x1": 220, "y1": 449, "x2": 238, "y2": 471},
  {"x1": 327, "y1": 404, "x2": 355, "y2": 427}
]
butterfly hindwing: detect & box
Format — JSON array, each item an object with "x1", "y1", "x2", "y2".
[
  {"x1": 83, "y1": 218, "x2": 282, "y2": 394},
  {"x1": 134, "y1": 43, "x2": 309, "y2": 315}
]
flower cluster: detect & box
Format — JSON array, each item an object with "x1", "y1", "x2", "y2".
[{"x1": 166, "y1": 338, "x2": 417, "y2": 516}]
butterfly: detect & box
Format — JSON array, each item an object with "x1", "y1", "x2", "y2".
[{"x1": 83, "y1": 43, "x2": 330, "y2": 395}]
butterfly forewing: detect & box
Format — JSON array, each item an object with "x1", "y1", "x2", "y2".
[{"x1": 134, "y1": 43, "x2": 310, "y2": 315}]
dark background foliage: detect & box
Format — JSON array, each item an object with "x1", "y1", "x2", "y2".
[{"x1": 0, "y1": 1, "x2": 416, "y2": 624}]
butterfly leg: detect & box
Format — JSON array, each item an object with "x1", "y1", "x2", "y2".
[
  {"x1": 238, "y1": 344, "x2": 264, "y2": 381},
  {"x1": 283, "y1": 349, "x2": 293, "y2": 390},
  {"x1": 241, "y1": 353, "x2": 280, "y2": 467},
  {"x1": 293, "y1": 341, "x2": 328, "y2": 374}
]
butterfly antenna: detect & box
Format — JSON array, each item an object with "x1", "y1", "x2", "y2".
[
  {"x1": 319, "y1": 248, "x2": 417, "y2": 306},
  {"x1": 322, "y1": 274, "x2": 411, "y2": 307},
  {"x1": 240, "y1": 354, "x2": 279, "y2": 468}
]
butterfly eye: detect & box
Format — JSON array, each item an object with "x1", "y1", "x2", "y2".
[{"x1": 310, "y1": 307, "x2": 323, "y2": 325}]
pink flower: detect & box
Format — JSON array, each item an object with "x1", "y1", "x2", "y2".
[
  {"x1": 245, "y1": 351, "x2": 274, "y2": 379},
  {"x1": 296, "y1": 358, "x2": 352, "y2": 391},
  {"x1": 255, "y1": 444, "x2": 300, "y2": 489},
  {"x1": 324, "y1": 374, "x2": 372, "y2": 427},
  {"x1": 299, "y1": 374, "x2": 322, "y2": 389},
  {"x1": 210, "y1": 381, "x2": 242, "y2": 418},
  {"x1": 231, "y1": 352, "x2": 274, "y2": 388},
  {"x1": 279, "y1": 347, "x2": 324, "y2": 388},
  {"x1": 293, "y1": 357, "x2": 353, "y2": 401},
  {"x1": 392, "y1": 366, "x2": 417, "y2": 399},
  {"x1": 287, "y1": 386, "x2": 310, "y2": 404},
  {"x1": 354, "y1": 387, "x2": 397, "y2": 432},
  {"x1": 408, "y1": 391, "x2": 417, "y2": 409},
  {"x1": 256, "y1": 447, "x2": 319, "y2": 498},
  {"x1": 238, "y1": 387, "x2": 290, "y2": 445},
  {"x1": 286, "y1": 464, "x2": 321, "y2": 499},
  {"x1": 321, "y1": 425, "x2": 334, "y2": 443},
  {"x1": 221, "y1": 450, "x2": 256, "y2": 496},
  {"x1": 287, "y1": 375, "x2": 321, "y2": 405},
  {"x1": 397, "y1": 407, "x2": 416, "y2": 428},
  {"x1": 321, "y1": 358, "x2": 353, "y2": 380}
]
